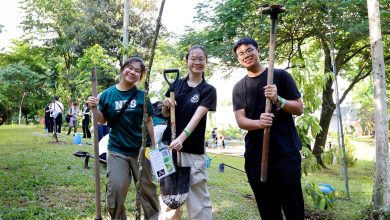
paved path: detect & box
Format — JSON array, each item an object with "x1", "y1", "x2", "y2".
[
  {"x1": 206, "y1": 145, "x2": 245, "y2": 157},
  {"x1": 206, "y1": 140, "x2": 377, "y2": 161}
]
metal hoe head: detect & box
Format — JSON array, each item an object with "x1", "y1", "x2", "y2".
[{"x1": 258, "y1": 4, "x2": 285, "y2": 19}]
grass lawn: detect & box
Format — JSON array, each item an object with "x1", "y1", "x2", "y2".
[{"x1": 0, "y1": 125, "x2": 376, "y2": 219}]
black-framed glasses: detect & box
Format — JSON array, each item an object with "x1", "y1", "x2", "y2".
[{"x1": 237, "y1": 48, "x2": 255, "y2": 59}]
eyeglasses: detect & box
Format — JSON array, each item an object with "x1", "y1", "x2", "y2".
[
  {"x1": 125, "y1": 65, "x2": 142, "y2": 74},
  {"x1": 237, "y1": 48, "x2": 256, "y2": 59},
  {"x1": 189, "y1": 57, "x2": 206, "y2": 63}
]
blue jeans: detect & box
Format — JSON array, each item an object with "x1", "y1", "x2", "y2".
[{"x1": 98, "y1": 124, "x2": 110, "y2": 141}]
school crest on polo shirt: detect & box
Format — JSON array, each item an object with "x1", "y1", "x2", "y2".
[{"x1": 191, "y1": 94, "x2": 200, "y2": 103}]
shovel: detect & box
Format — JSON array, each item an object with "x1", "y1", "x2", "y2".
[{"x1": 160, "y1": 68, "x2": 191, "y2": 209}]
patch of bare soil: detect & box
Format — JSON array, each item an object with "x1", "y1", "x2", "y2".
[
  {"x1": 304, "y1": 206, "x2": 336, "y2": 220},
  {"x1": 38, "y1": 186, "x2": 93, "y2": 210}
]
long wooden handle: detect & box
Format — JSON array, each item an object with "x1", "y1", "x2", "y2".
[
  {"x1": 91, "y1": 68, "x2": 102, "y2": 220},
  {"x1": 169, "y1": 92, "x2": 182, "y2": 167},
  {"x1": 261, "y1": 17, "x2": 278, "y2": 183}
]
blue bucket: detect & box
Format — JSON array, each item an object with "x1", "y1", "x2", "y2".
[
  {"x1": 319, "y1": 183, "x2": 335, "y2": 205},
  {"x1": 73, "y1": 133, "x2": 82, "y2": 144},
  {"x1": 206, "y1": 157, "x2": 212, "y2": 168}
]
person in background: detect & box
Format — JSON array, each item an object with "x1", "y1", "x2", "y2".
[
  {"x1": 50, "y1": 96, "x2": 64, "y2": 133},
  {"x1": 67, "y1": 102, "x2": 80, "y2": 136},
  {"x1": 97, "y1": 92, "x2": 111, "y2": 141},
  {"x1": 219, "y1": 134, "x2": 225, "y2": 149},
  {"x1": 45, "y1": 100, "x2": 53, "y2": 133},
  {"x1": 211, "y1": 127, "x2": 217, "y2": 145},
  {"x1": 152, "y1": 101, "x2": 168, "y2": 148},
  {"x1": 232, "y1": 37, "x2": 304, "y2": 220},
  {"x1": 87, "y1": 57, "x2": 159, "y2": 220},
  {"x1": 81, "y1": 102, "x2": 91, "y2": 139},
  {"x1": 160, "y1": 45, "x2": 217, "y2": 220}
]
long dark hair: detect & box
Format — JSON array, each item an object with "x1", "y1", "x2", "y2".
[
  {"x1": 184, "y1": 45, "x2": 208, "y2": 80},
  {"x1": 120, "y1": 57, "x2": 146, "y2": 79}
]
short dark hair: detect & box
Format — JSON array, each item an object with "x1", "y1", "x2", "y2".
[
  {"x1": 54, "y1": 96, "x2": 59, "y2": 101},
  {"x1": 233, "y1": 37, "x2": 259, "y2": 54},
  {"x1": 120, "y1": 57, "x2": 146, "y2": 79}
]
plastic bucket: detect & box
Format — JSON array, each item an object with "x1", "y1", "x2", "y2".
[
  {"x1": 206, "y1": 157, "x2": 212, "y2": 168},
  {"x1": 73, "y1": 133, "x2": 82, "y2": 144}
]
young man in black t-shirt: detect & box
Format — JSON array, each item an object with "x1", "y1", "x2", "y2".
[{"x1": 232, "y1": 37, "x2": 305, "y2": 220}]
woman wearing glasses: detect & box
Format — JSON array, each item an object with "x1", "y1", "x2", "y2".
[{"x1": 160, "y1": 45, "x2": 217, "y2": 220}]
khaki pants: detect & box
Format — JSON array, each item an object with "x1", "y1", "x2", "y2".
[
  {"x1": 159, "y1": 152, "x2": 212, "y2": 220},
  {"x1": 107, "y1": 151, "x2": 160, "y2": 220}
]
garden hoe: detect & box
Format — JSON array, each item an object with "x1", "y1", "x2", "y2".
[
  {"x1": 258, "y1": 4, "x2": 285, "y2": 183},
  {"x1": 160, "y1": 68, "x2": 191, "y2": 209}
]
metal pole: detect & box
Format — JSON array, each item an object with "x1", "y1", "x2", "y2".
[
  {"x1": 122, "y1": 0, "x2": 130, "y2": 63},
  {"x1": 327, "y1": 8, "x2": 350, "y2": 200}
]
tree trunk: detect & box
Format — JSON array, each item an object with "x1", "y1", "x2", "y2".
[
  {"x1": 312, "y1": 42, "x2": 336, "y2": 167},
  {"x1": 367, "y1": 0, "x2": 390, "y2": 213},
  {"x1": 122, "y1": 0, "x2": 130, "y2": 63},
  {"x1": 312, "y1": 76, "x2": 335, "y2": 167}
]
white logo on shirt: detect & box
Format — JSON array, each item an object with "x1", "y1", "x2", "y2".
[
  {"x1": 191, "y1": 94, "x2": 200, "y2": 103},
  {"x1": 130, "y1": 100, "x2": 137, "y2": 108},
  {"x1": 115, "y1": 99, "x2": 137, "y2": 111}
]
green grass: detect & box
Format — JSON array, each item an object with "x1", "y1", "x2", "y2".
[{"x1": 0, "y1": 125, "x2": 377, "y2": 219}]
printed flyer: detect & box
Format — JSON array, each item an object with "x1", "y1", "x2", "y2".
[{"x1": 148, "y1": 147, "x2": 176, "y2": 180}]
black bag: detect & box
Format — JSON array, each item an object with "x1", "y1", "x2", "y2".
[
  {"x1": 152, "y1": 101, "x2": 163, "y2": 117},
  {"x1": 65, "y1": 114, "x2": 70, "y2": 123}
]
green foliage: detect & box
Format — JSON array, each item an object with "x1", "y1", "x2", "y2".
[
  {"x1": 351, "y1": 78, "x2": 376, "y2": 136},
  {"x1": 220, "y1": 124, "x2": 244, "y2": 140},
  {"x1": 303, "y1": 180, "x2": 337, "y2": 210},
  {"x1": 0, "y1": 63, "x2": 48, "y2": 124},
  {"x1": 75, "y1": 44, "x2": 117, "y2": 99},
  {"x1": 322, "y1": 132, "x2": 358, "y2": 167},
  {"x1": 301, "y1": 146, "x2": 322, "y2": 176},
  {"x1": 189, "y1": 0, "x2": 390, "y2": 160}
]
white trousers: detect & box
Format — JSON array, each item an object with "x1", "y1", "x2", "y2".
[{"x1": 154, "y1": 124, "x2": 167, "y2": 148}]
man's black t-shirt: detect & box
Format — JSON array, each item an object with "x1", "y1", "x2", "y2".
[
  {"x1": 162, "y1": 78, "x2": 217, "y2": 155},
  {"x1": 232, "y1": 68, "x2": 302, "y2": 160}
]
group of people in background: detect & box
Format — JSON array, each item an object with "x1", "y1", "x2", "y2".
[
  {"x1": 44, "y1": 97, "x2": 91, "y2": 139},
  {"x1": 44, "y1": 96, "x2": 64, "y2": 134},
  {"x1": 42, "y1": 37, "x2": 304, "y2": 220}
]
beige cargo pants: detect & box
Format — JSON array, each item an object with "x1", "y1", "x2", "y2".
[{"x1": 107, "y1": 151, "x2": 160, "y2": 220}]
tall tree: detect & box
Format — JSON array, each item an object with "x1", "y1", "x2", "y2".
[
  {"x1": 19, "y1": 0, "x2": 160, "y2": 99},
  {"x1": 367, "y1": 0, "x2": 390, "y2": 214}
]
